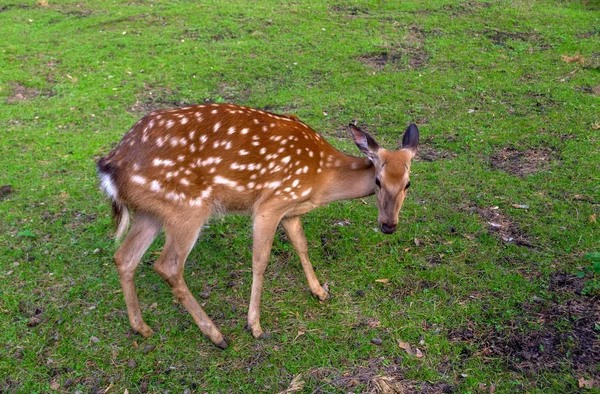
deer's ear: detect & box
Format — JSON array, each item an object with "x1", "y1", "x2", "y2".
[
  {"x1": 401, "y1": 123, "x2": 419, "y2": 157},
  {"x1": 349, "y1": 124, "x2": 380, "y2": 161}
]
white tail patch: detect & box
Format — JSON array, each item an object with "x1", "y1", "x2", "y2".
[{"x1": 100, "y1": 172, "x2": 118, "y2": 201}]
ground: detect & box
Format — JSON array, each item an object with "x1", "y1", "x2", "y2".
[{"x1": 0, "y1": 0, "x2": 599, "y2": 393}]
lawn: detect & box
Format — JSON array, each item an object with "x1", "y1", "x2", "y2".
[{"x1": 1, "y1": 0, "x2": 599, "y2": 393}]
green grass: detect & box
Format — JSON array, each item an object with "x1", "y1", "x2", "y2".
[{"x1": 1, "y1": 0, "x2": 599, "y2": 392}]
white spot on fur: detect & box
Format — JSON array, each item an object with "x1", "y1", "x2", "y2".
[
  {"x1": 189, "y1": 197, "x2": 203, "y2": 207},
  {"x1": 264, "y1": 181, "x2": 281, "y2": 189},
  {"x1": 214, "y1": 175, "x2": 238, "y2": 187},
  {"x1": 153, "y1": 158, "x2": 175, "y2": 167},
  {"x1": 150, "y1": 180, "x2": 161, "y2": 192}
]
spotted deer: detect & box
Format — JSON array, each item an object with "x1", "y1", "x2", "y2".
[{"x1": 97, "y1": 103, "x2": 419, "y2": 349}]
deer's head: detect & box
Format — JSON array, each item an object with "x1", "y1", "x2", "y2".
[{"x1": 350, "y1": 123, "x2": 419, "y2": 234}]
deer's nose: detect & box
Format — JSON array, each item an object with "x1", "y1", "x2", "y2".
[{"x1": 380, "y1": 223, "x2": 397, "y2": 234}]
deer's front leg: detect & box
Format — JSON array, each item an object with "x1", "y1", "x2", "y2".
[
  {"x1": 280, "y1": 216, "x2": 329, "y2": 301},
  {"x1": 247, "y1": 212, "x2": 281, "y2": 339}
]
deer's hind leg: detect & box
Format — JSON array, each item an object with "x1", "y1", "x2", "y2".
[
  {"x1": 153, "y1": 207, "x2": 227, "y2": 349},
  {"x1": 114, "y1": 213, "x2": 162, "y2": 337}
]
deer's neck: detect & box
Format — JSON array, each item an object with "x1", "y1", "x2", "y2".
[{"x1": 319, "y1": 153, "x2": 376, "y2": 204}]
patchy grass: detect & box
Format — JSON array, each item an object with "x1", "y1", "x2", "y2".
[{"x1": 1, "y1": 0, "x2": 599, "y2": 393}]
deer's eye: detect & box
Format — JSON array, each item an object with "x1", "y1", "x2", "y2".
[
  {"x1": 405, "y1": 181, "x2": 411, "y2": 190},
  {"x1": 375, "y1": 178, "x2": 381, "y2": 188}
]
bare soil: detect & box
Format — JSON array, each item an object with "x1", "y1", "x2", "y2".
[
  {"x1": 416, "y1": 146, "x2": 456, "y2": 162},
  {"x1": 490, "y1": 147, "x2": 555, "y2": 177},
  {"x1": 6, "y1": 82, "x2": 41, "y2": 104},
  {"x1": 359, "y1": 26, "x2": 429, "y2": 71},
  {"x1": 307, "y1": 358, "x2": 455, "y2": 393},
  {"x1": 475, "y1": 206, "x2": 532, "y2": 247},
  {"x1": 450, "y1": 274, "x2": 600, "y2": 385}
]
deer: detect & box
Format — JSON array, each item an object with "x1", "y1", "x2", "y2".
[{"x1": 97, "y1": 103, "x2": 419, "y2": 349}]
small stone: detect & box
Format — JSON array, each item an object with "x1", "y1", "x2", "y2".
[
  {"x1": 90, "y1": 336, "x2": 100, "y2": 343},
  {"x1": 143, "y1": 344, "x2": 156, "y2": 353},
  {"x1": 371, "y1": 337, "x2": 383, "y2": 346},
  {"x1": 128, "y1": 359, "x2": 137, "y2": 368}
]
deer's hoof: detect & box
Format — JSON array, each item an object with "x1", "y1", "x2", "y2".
[
  {"x1": 258, "y1": 331, "x2": 272, "y2": 340},
  {"x1": 137, "y1": 325, "x2": 154, "y2": 338},
  {"x1": 315, "y1": 283, "x2": 330, "y2": 301},
  {"x1": 215, "y1": 339, "x2": 228, "y2": 350}
]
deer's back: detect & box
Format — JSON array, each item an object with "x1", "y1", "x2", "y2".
[{"x1": 98, "y1": 104, "x2": 339, "y2": 215}]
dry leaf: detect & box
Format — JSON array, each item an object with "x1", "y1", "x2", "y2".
[
  {"x1": 511, "y1": 204, "x2": 529, "y2": 209},
  {"x1": 397, "y1": 339, "x2": 415, "y2": 355},
  {"x1": 478, "y1": 382, "x2": 487, "y2": 390},
  {"x1": 489, "y1": 383, "x2": 496, "y2": 393},
  {"x1": 578, "y1": 377, "x2": 594, "y2": 389},
  {"x1": 414, "y1": 348, "x2": 424, "y2": 358},
  {"x1": 590, "y1": 214, "x2": 597, "y2": 224},
  {"x1": 50, "y1": 380, "x2": 60, "y2": 390},
  {"x1": 375, "y1": 278, "x2": 389, "y2": 284},
  {"x1": 414, "y1": 238, "x2": 421, "y2": 246},
  {"x1": 124, "y1": 390, "x2": 130, "y2": 394},
  {"x1": 562, "y1": 55, "x2": 585, "y2": 64}
]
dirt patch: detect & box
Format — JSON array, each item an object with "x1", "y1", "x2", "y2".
[
  {"x1": 490, "y1": 147, "x2": 555, "y2": 177},
  {"x1": 128, "y1": 86, "x2": 195, "y2": 114},
  {"x1": 483, "y1": 29, "x2": 549, "y2": 50},
  {"x1": 329, "y1": 4, "x2": 369, "y2": 18},
  {"x1": 51, "y1": 2, "x2": 94, "y2": 18},
  {"x1": 450, "y1": 275, "x2": 600, "y2": 381},
  {"x1": 0, "y1": 4, "x2": 33, "y2": 12},
  {"x1": 6, "y1": 83, "x2": 41, "y2": 104},
  {"x1": 306, "y1": 358, "x2": 455, "y2": 393},
  {"x1": 488, "y1": 298, "x2": 599, "y2": 377},
  {"x1": 416, "y1": 146, "x2": 456, "y2": 162},
  {"x1": 360, "y1": 26, "x2": 429, "y2": 71},
  {"x1": 576, "y1": 84, "x2": 600, "y2": 97},
  {"x1": 475, "y1": 206, "x2": 532, "y2": 246},
  {"x1": 577, "y1": 27, "x2": 600, "y2": 38},
  {"x1": 359, "y1": 51, "x2": 403, "y2": 71},
  {"x1": 443, "y1": 1, "x2": 491, "y2": 15},
  {"x1": 549, "y1": 272, "x2": 586, "y2": 295},
  {"x1": 213, "y1": 82, "x2": 250, "y2": 103}
]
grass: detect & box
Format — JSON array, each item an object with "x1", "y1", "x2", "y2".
[{"x1": 1, "y1": 0, "x2": 599, "y2": 392}]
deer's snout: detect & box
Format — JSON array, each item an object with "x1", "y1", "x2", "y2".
[{"x1": 380, "y1": 222, "x2": 397, "y2": 234}]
